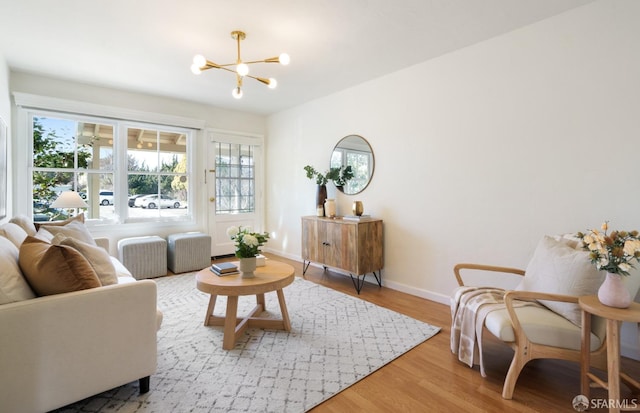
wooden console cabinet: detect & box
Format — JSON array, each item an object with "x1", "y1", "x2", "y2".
[{"x1": 301, "y1": 216, "x2": 383, "y2": 293}]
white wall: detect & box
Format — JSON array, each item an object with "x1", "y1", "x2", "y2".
[{"x1": 265, "y1": 0, "x2": 640, "y2": 356}]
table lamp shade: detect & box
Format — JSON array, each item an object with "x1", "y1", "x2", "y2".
[{"x1": 51, "y1": 191, "x2": 88, "y2": 208}]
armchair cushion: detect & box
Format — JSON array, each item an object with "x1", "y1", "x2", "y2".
[
  {"x1": 19, "y1": 236, "x2": 101, "y2": 296},
  {"x1": 484, "y1": 305, "x2": 603, "y2": 351},
  {"x1": 516, "y1": 235, "x2": 604, "y2": 326}
]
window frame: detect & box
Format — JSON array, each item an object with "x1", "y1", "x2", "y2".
[{"x1": 14, "y1": 93, "x2": 204, "y2": 228}]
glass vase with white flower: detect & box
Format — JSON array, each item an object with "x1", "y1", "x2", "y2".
[{"x1": 576, "y1": 222, "x2": 640, "y2": 308}]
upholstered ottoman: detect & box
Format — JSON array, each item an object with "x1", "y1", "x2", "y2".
[
  {"x1": 167, "y1": 232, "x2": 212, "y2": 273},
  {"x1": 117, "y1": 236, "x2": 167, "y2": 279}
]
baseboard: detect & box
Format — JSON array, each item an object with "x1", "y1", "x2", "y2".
[
  {"x1": 263, "y1": 249, "x2": 640, "y2": 361},
  {"x1": 263, "y1": 248, "x2": 451, "y2": 305}
]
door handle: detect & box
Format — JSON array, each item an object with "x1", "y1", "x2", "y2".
[{"x1": 209, "y1": 197, "x2": 215, "y2": 202}]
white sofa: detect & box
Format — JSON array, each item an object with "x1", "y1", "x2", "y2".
[{"x1": 0, "y1": 216, "x2": 162, "y2": 413}]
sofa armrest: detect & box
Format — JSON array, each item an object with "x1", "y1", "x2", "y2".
[{"x1": 0, "y1": 280, "x2": 159, "y2": 413}]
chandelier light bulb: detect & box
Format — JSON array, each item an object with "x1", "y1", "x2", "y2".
[
  {"x1": 236, "y1": 63, "x2": 249, "y2": 77},
  {"x1": 279, "y1": 53, "x2": 290, "y2": 65},
  {"x1": 191, "y1": 31, "x2": 289, "y2": 99},
  {"x1": 190, "y1": 64, "x2": 202, "y2": 75},
  {"x1": 193, "y1": 54, "x2": 207, "y2": 68}
]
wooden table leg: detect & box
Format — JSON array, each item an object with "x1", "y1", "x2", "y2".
[
  {"x1": 276, "y1": 289, "x2": 291, "y2": 331},
  {"x1": 581, "y1": 309, "x2": 591, "y2": 399},
  {"x1": 204, "y1": 294, "x2": 217, "y2": 326},
  {"x1": 256, "y1": 293, "x2": 265, "y2": 311},
  {"x1": 223, "y1": 295, "x2": 239, "y2": 350},
  {"x1": 607, "y1": 319, "x2": 621, "y2": 413}
]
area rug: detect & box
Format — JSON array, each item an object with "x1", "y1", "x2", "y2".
[{"x1": 53, "y1": 274, "x2": 440, "y2": 413}]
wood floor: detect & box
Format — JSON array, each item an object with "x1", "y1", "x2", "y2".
[{"x1": 233, "y1": 253, "x2": 640, "y2": 413}]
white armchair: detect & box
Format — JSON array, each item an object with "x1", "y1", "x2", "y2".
[{"x1": 451, "y1": 235, "x2": 620, "y2": 399}]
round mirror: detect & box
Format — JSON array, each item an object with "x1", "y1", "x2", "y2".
[{"x1": 330, "y1": 135, "x2": 375, "y2": 195}]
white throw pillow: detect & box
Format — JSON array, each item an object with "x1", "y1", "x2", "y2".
[
  {"x1": 0, "y1": 237, "x2": 36, "y2": 304},
  {"x1": 34, "y1": 227, "x2": 54, "y2": 243},
  {"x1": 52, "y1": 234, "x2": 118, "y2": 286},
  {"x1": 0, "y1": 223, "x2": 29, "y2": 248},
  {"x1": 9, "y1": 215, "x2": 37, "y2": 236},
  {"x1": 516, "y1": 235, "x2": 604, "y2": 326},
  {"x1": 42, "y1": 220, "x2": 96, "y2": 246}
]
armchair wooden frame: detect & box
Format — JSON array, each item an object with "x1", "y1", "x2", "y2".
[{"x1": 454, "y1": 263, "x2": 608, "y2": 399}]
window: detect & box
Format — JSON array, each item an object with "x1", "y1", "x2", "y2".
[
  {"x1": 214, "y1": 142, "x2": 255, "y2": 214},
  {"x1": 126, "y1": 125, "x2": 189, "y2": 220},
  {"x1": 28, "y1": 111, "x2": 193, "y2": 224}
]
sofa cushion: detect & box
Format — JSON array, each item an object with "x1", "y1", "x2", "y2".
[
  {"x1": 0, "y1": 223, "x2": 29, "y2": 248},
  {"x1": 516, "y1": 235, "x2": 604, "y2": 326},
  {"x1": 9, "y1": 215, "x2": 37, "y2": 236},
  {"x1": 41, "y1": 220, "x2": 96, "y2": 245},
  {"x1": 0, "y1": 237, "x2": 36, "y2": 304},
  {"x1": 52, "y1": 234, "x2": 118, "y2": 286},
  {"x1": 19, "y1": 236, "x2": 101, "y2": 296}
]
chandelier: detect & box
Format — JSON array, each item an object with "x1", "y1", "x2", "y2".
[{"x1": 190, "y1": 30, "x2": 290, "y2": 99}]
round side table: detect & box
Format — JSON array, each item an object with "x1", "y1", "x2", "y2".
[
  {"x1": 579, "y1": 295, "x2": 640, "y2": 413},
  {"x1": 196, "y1": 260, "x2": 295, "y2": 350}
]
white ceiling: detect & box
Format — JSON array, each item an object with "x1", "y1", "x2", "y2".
[{"x1": 0, "y1": 0, "x2": 594, "y2": 115}]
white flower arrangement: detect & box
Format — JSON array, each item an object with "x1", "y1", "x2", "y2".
[
  {"x1": 226, "y1": 226, "x2": 270, "y2": 258},
  {"x1": 576, "y1": 222, "x2": 640, "y2": 276}
]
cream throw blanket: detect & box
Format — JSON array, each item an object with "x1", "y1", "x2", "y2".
[
  {"x1": 450, "y1": 286, "x2": 506, "y2": 377},
  {"x1": 451, "y1": 286, "x2": 542, "y2": 377}
]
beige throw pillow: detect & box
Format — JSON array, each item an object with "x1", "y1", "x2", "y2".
[
  {"x1": 53, "y1": 233, "x2": 118, "y2": 286},
  {"x1": 42, "y1": 220, "x2": 96, "y2": 245},
  {"x1": 0, "y1": 237, "x2": 36, "y2": 304},
  {"x1": 9, "y1": 215, "x2": 37, "y2": 236},
  {"x1": 18, "y1": 236, "x2": 101, "y2": 296},
  {"x1": 516, "y1": 235, "x2": 604, "y2": 326},
  {"x1": 34, "y1": 213, "x2": 85, "y2": 230},
  {"x1": 0, "y1": 223, "x2": 29, "y2": 248}
]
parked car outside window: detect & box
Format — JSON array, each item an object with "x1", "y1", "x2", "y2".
[
  {"x1": 99, "y1": 191, "x2": 114, "y2": 206},
  {"x1": 134, "y1": 194, "x2": 154, "y2": 208},
  {"x1": 139, "y1": 194, "x2": 181, "y2": 209},
  {"x1": 128, "y1": 194, "x2": 147, "y2": 207}
]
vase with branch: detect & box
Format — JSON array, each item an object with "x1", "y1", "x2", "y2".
[{"x1": 304, "y1": 165, "x2": 354, "y2": 216}]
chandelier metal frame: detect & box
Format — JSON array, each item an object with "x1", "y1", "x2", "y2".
[{"x1": 191, "y1": 30, "x2": 290, "y2": 99}]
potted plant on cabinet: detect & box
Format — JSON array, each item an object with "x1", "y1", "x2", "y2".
[{"x1": 304, "y1": 165, "x2": 354, "y2": 216}]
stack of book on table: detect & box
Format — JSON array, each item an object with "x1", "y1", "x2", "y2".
[{"x1": 210, "y1": 262, "x2": 239, "y2": 276}]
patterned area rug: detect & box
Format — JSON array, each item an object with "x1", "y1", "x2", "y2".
[{"x1": 54, "y1": 274, "x2": 440, "y2": 413}]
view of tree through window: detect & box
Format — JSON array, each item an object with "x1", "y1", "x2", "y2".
[
  {"x1": 215, "y1": 142, "x2": 255, "y2": 214},
  {"x1": 126, "y1": 127, "x2": 188, "y2": 219},
  {"x1": 29, "y1": 113, "x2": 191, "y2": 223}
]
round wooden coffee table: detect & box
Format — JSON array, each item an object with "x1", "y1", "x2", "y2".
[{"x1": 196, "y1": 260, "x2": 295, "y2": 350}]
